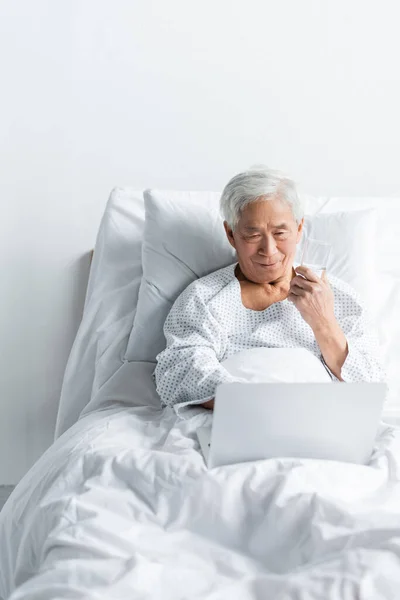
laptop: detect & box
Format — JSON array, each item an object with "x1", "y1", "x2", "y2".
[{"x1": 197, "y1": 382, "x2": 386, "y2": 468}]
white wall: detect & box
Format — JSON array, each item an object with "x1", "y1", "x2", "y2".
[{"x1": 2, "y1": 0, "x2": 400, "y2": 483}]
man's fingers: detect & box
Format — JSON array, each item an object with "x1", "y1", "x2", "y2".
[
  {"x1": 289, "y1": 285, "x2": 307, "y2": 296},
  {"x1": 291, "y1": 276, "x2": 315, "y2": 291},
  {"x1": 295, "y1": 265, "x2": 320, "y2": 283}
]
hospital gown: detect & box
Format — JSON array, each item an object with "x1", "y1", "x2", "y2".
[{"x1": 155, "y1": 263, "x2": 385, "y2": 415}]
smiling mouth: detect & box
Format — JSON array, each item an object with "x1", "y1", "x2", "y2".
[{"x1": 258, "y1": 262, "x2": 279, "y2": 268}]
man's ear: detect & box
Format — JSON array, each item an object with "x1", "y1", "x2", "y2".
[
  {"x1": 223, "y1": 221, "x2": 236, "y2": 249},
  {"x1": 296, "y1": 218, "x2": 304, "y2": 243}
]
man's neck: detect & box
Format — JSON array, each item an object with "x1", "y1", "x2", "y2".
[{"x1": 236, "y1": 264, "x2": 295, "y2": 296}]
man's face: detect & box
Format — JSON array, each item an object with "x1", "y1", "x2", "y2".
[{"x1": 224, "y1": 197, "x2": 303, "y2": 284}]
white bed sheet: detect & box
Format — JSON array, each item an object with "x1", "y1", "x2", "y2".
[{"x1": 2, "y1": 364, "x2": 400, "y2": 599}]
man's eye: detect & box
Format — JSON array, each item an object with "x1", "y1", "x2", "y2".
[{"x1": 275, "y1": 232, "x2": 286, "y2": 237}]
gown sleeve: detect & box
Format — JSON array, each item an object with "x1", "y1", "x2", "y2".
[
  {"x1": 322, "y1": 281, "x2": 386, "y2": 384},
  {"x1": 154, "y1": 282, "x2": 244, "y2": 416}
]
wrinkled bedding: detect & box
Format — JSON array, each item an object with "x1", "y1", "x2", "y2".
[{"x1": 2, "y1": 365, "x2": 400, "y2": 599}]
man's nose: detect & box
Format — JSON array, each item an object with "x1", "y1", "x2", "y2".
[{"x1": 258, "y1": 236, "x2": 277, "y2": 255}]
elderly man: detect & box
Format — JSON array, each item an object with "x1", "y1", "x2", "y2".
[{"x1": 155, "y1": 167, "x2": 385, "y2": 414}]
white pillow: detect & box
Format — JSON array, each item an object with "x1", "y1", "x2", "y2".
[
  {"x1": 125, "y1": 191, "x2": 235, "y2": 362},
  {"x1": 222, "y1": 348, "x2": 332, "y2": 383},
  {"x1": 314, "y1": 197, "x2": 400, "y2": 418},
  {"x1": 295, "y1": 208, "x2": 378, "y2": 313},
  {"x1": 125, "y1": 190, "x2": 377, "y2": 363}
]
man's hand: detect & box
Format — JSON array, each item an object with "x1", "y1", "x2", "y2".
[
  {"x1": 288, "y1": 266, "x2": 348, "y2": 379},
  {"x1": 288, "y1": 266, "x2": 335, "y2": 330}
]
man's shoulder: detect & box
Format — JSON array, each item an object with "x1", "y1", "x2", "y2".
[
  {"x1": 194, "y1": 263, "x2": 236, "y2": 289},
  {"x1": 328, "y1": 273, "x2": 360, "y2": 298},
  {"x1": 327, "y1": 273, "x2": 365, "y2": 317},
  {"x1": 176, "y1": 263, "x2": 237, "y2": 306}
]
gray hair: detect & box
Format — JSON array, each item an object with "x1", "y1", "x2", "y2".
[{"x1": 220, "y1": 165, "x2": 304, "y2": 230}]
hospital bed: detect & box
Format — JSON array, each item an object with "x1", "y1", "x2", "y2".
[{"x1": 1, "y1": 188, "x2": 400, "y2": 599}]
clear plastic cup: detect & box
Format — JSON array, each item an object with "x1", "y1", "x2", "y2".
[{"x1": 301, "y1": 238, "x2": 331, "y2": 278}]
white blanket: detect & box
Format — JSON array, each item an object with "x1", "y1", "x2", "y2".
[{"x1": 2, "y1": 365, "x2": 400, "y2": 599}]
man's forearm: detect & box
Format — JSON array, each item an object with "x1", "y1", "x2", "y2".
[{"x1": 313, "y1": 320, "x2": 348, "y2": 380}]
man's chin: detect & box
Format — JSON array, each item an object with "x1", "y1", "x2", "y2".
[
  {"x1": 255, "y1": 262, "x2": 281, "y2": 271},
  {"x1": 238, "y1": 261, "x2": 291, "y2": 284},
  {"x1": 252, "y1": 262, "x2": 291, "y2": 283},
  {"x1": 255, "y1": 261, "x2": 283, "y2": 278}
]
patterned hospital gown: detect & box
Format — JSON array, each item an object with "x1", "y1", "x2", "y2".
[{"x1": 154, "y1": 263, "x2": 385, "y2": 415}]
